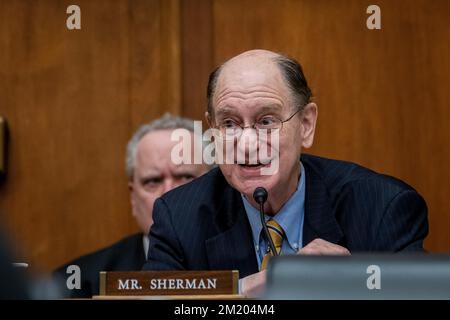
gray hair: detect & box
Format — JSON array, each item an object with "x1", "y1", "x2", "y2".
[{"x1": 125, "y1": 113, "x2": 197, "y2": 180}]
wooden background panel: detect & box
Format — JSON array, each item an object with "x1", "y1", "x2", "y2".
[
  {"x1": 180, "y1": 0, "x2": 213, "y2": 123},
  {"x1": 211, "y1": 0, "x2": 450, "y2": 251},
  {"x1": 129, "y1": 0, "x2": 181, "y2": 127},
  {"x1": 0, "y1": 0, "x2": 181, "y2": 271}
]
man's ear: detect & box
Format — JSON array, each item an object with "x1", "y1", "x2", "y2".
[
  {"x1": 300, "y1": 102, "x2": 318, "y2": 149},
  {"x1": 128, "y1": 182, "x2": 137, "y2": 215}
]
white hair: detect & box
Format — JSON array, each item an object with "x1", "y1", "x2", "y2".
[{"x1": 125, "y1": 113, "x2": 198, "y2": 180}]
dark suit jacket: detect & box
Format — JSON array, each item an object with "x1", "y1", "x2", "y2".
[
  {"x1": 54, "y1": 233, "x2": 146, "y2": 298},
  {"x1": 143, "y1": 154, "x2": 428, "y2": 278}
]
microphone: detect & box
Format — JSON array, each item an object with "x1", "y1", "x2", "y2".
[{"x1": 253, "y1": 187, "x2": 278, "y2": 257}]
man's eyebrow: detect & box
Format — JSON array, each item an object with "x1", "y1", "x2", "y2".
[
  {"x1": 173, "y1": 172, "x2": 196, "y2": 179},
  {"x1": 140, "y1": 174, "x2": 158, "y2": 179},
  {"x1": 215, "y1": 104, "x2": 282, "y2": 117},
  {"x1": 215, "y1": 106, "x2": 237, "y2": 118},
  {"x1": 257, "y1": 104, "x2": 283, "y2": 113},
  {"x1": 173, "y1": 166, "x2": 198, "y2": 175},
  {"x1": 139, "y1": 172, "x2": 161, "y2": 181}
]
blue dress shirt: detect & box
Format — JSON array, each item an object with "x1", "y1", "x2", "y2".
[{"x1": 241, "y1": 162, "x2": 306, "y2": 269}]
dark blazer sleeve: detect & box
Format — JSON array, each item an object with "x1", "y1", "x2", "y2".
[
  {"x1": 373, "y1": 189, "x2": 428, "y2": 252},
  {"x1": 143, "y1": 198, "x2": 186, "y2": 271},
  {"x1": 53, "y1": 233, "x2": 146, "y2": 298}
]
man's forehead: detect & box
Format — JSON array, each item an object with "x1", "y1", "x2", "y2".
[
  {"x1": 137, "y1": 129, "x2": 193, "y2": 153},
  {"x1": 220, "y1": 55, "x2": 280, "y2": 79},
  {"x1": 139, "y1": 129, "x2": 175, "y2": 145},
  {"x1": 216, "y1": 52, "x2": 286, "y2": 91},
  {"x1": 135, "y1": 131, "x2": 175, "y2": 163},
  {"x1": 213, "y1": 58, "x2": 290, "y2": 110},
  {"x1": 134, "y1": 130, "x2": 201, "y2": 172}
]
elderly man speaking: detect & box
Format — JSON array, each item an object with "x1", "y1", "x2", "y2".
[{"x1": 143, "y1": 50, "x2": 428, "y2": 297}]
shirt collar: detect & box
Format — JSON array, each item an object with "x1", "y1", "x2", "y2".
[{"x1": 241, "y1": 162, "x2": 306, "y2": 250}]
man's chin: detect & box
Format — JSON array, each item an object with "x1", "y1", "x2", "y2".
[{"x1": 230, "y1": 173, "x2": 277, "y2": 197}]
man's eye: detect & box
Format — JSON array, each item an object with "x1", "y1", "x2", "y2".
[
  {"x1": 258, "y1": 116, "x2": 277, "y2": 126},
  {"x1": 143, "y1": 178, "x2": 163, "y2": 186},
  {"x1": 222, "y1": 119, "x2": 239, "y2": 128},
  {"x1": 179, "y1": 174, "x2": 195, "y2": 181}
]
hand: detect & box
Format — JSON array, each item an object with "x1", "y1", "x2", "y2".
[
  {"x1": 240, "y1": 270, "x2": 267, "y2": 298},
  {"x1": 298, "y1": 238, "x2": 350, "y2": 255},
  {"x1": 240, "y1": 239, "x2": 349, "y2": 297}
]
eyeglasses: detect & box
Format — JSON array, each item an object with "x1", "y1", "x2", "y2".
[{"x1": 215, "y1": 106, "x2": 303, "y2": 138}]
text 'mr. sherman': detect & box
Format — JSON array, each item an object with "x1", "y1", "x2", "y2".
[{"x1": 99, "y1": 270, "x2": 239, "y2": 296}]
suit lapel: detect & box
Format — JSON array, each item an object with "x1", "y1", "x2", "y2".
[
  {"x1": 205, "y1": 183, "x2": 258, "y2": 278},
  {"x1": 204, "y1": 157, "x2": 345, "y2": 277},
  {"x1": 302, "y1": 159, "x2": 345, "y2": 247}
]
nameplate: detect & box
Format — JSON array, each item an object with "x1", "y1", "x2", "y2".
[{"x1": 99, "y1": 270, "x2": 239, "y2": 296}]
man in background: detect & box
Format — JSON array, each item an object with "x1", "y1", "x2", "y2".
[{"x1": 54, "y1": 113, "x2": 210, "y2": 298}]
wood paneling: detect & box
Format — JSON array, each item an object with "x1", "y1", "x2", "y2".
[
  {"x1": 128, "y1": 0, "x2": 181, "y2": 127},
  {"x1": 181, "y1": 0, "x2": 213, "y2": 123},
  {"x1": 0, "y1": 0, "x2": 181, "y2": 272}
]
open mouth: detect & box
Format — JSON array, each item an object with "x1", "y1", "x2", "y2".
[
  {"x1": 238, "y1": 162, "x2": 269, "y2": 169},
  {"x1": 240, "y1": 163, "x2": 262, "y2": 167}
]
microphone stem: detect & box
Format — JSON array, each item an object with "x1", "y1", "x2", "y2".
[{"x1": 259, "y1": 202, "x2": 278, "y2": 257}]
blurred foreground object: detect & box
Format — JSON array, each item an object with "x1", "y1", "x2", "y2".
[
  {"x1": 0, "y1": 233, "x2": 29, "y2": 299},
  {"x1": 0, "y1": 116, "x2": 6, "y2": 181},
  {"x1": 266, "y1": 254, "x2": 450, "y2": 300}
]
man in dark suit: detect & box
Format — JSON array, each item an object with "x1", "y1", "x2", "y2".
[
  {"x1": 54, "y1": 114, "x2": 210, "y2": 297},
  {"x1": 143, "y1": 50, "x2": 428, "y2": 297}
]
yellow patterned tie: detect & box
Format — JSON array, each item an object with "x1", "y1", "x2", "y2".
[{"x1": 260, "y1": 219, "x2": 285, "y2": 270}]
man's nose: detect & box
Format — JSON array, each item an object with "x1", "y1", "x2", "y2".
[
  {"x1": 238, "y1": 127, "x2": 259, "y2": 153},
  {"x1": 239, "y1": 126, "x2": 258, "y2": 144},
  {"x1": 162, "y1": 179, "x2": 175, "y2": 193}
]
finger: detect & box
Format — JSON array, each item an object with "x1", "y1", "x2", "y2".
[
  {"x1": 298, "y1": 240, "x2": 350, "y2": 255},
  {"x1": 312, "y1": 238, "x2": 350, "y2": 254}
]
